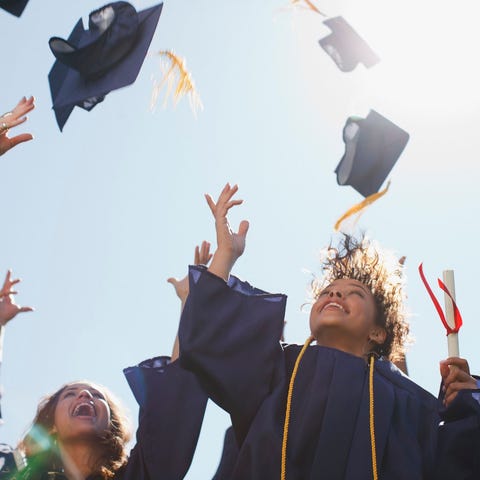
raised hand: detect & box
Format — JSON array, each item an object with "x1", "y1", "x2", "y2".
[
  {"x1": 0, "y1": 270, "x2": 34, "y2": 326},
  {"x1": 0, "y1": 96, "x2": 35, "y2": 156},
  {"x1": 440, "y1": 357, "x2": 478, "y2": 407},
  {"x1": 194, "y1": 240, "x2": 213, "y2": 266},
  {"x1": 205, "y1": 183, "x2": 249, "y2": 281},
  {"x1": 168, "y1": 241, "x2": 213, "y2": 304}
]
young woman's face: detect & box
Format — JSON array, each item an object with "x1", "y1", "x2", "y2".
[
  {"x1": 52, "y1": 382, "x2": 111, "y2": 442},
  {"x1": 309, "y1": 278, "x2": 385, "y2": 355}
]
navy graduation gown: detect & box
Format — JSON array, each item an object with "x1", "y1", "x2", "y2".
[
  {"x1": 179, "y1": 266, "x2": 480, "y2": 480},
  {"x1": 1, "y1": 357, "x2": 207, "y2": 480}
]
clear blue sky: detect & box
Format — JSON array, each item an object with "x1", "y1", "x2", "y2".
[{"x1": 2, "y1": 0, "x2": 480, "y2": 477}]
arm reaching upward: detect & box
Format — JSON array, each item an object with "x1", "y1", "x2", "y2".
[{"x1": 205, "y1": 183, "x2": 249, "y2": 281}]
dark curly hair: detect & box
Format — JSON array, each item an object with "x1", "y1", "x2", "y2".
[
  {"x1": 311, "y1": 234, "x2": 410, "y2": 361},
  {"x1": 18, "y1": 381, "x2": 131, "y2": 480}
]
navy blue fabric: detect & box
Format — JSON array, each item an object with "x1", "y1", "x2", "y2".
[
  {"x1": 0, "y1": 0, "x2": 29, "y2": 17},
  {"x1": 179, "y1": 265, "x2": 480, "y2": 480}
]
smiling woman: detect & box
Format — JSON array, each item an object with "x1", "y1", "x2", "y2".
[{"x1": 20, "y1": 381, "x2": 129, "y2": 479}]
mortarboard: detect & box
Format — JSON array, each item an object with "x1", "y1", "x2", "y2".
[
  {"x1": 319, "y1": 16, "x2": 379, "y2": 72},
  {"x1": 0, "y1": 0, "x2": 29, "y2": 17},
  {"x1": 48, "y1": 1, "x2": 163, "y2": 131},
  {"x1": 335, "y1": 110, "x2": 409, "y2": 197}
]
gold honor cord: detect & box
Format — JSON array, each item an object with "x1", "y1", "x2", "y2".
[
  {"x1": 334, "y1": 181, "x2": 391, "y2": 232},
  {"x1": 281, "y1": 336, "x2": 314, "y2": 480},
  {"x1": 281, "y1": 341, "x2": 379, "y2": 480},
  {"x1": 369, "y1": 355, "x2": 378, "y2": 480}
]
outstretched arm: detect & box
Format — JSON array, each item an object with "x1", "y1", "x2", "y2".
[
  {"x1": 0, "y1": 96, "x2": 35, "y2": 156},
  {"x1": 0, "y1": 270, "x2": 33, "y2": 423},
  {"x1": 205, "y1": 183, "x2": 249, "y2": 281},
  {"x1": 168, "y1": 241, "x2": 213, "y2": 361},
  {"x1": 0, "y1": 270, "x2": 34, "y2": 361}
]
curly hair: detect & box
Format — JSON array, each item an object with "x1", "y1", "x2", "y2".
[
  {"x1": 18, "y1": 381, "x2": 131, "y2": 480},
  {"x1": 311, "y1": 234, "x2": 410, "y2": 361}
]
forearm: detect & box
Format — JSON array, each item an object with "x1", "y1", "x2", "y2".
[{"x1": 208, "y1": 249, "x2": 237, "y2": 282}]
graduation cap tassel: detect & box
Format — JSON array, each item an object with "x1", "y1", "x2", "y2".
[
  {"x1": 334, "y1": 181, "x2": 391, "y2": 232},
  {"x1": 289, "y1": 0, "x2": 328, "y2": 16},
  {"x1": 418, "y1": 264, "x2": 463, "y2": 356},
  {"x1": 150, "y1": 50, "x2": 203, "y2": 116}
]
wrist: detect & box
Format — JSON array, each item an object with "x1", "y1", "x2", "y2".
[{"x1": 208, "y1": 250, "x2": 237, "y2": 281}]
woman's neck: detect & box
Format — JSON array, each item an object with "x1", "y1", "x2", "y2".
[
  {"x1": 313, "y1": 331, "x2": 372, "y2": 360},
  {"x1": 58, "y1": 441, "x2": 103, "y2": 480}
]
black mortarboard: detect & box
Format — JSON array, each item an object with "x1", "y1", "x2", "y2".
[
  {"x1": 48, "y1": 1, "x2": 163, "y2": 131},
  {"x1": 0, "y1": 0, "x2": 29, "y2": 17},
  {"x1": 335, "y1": 110, "x2": 409, "y2": 197},
  {"x1": 319, "y1": 16, "x2": 379, "y2": 72}
]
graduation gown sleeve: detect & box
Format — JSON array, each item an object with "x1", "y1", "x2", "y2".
[
  {"x1": 121, "y1": 356, "x2": 208, "y2": 480},
  {"x1": 179, "y1": 266, "x2": 287, "y2": 443},
  {"x1": 435, "y1": 388, "x2": 480, "y2": 480}
]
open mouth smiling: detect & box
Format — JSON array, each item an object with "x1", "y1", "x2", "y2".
[
  {"x1": 320, "y1": 302, "x2": 346, "y2": 313},
  {"x1": 72, "y1": 402, "x2": 96, "y2": 418}
]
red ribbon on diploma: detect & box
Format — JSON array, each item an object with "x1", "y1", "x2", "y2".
[{"x1": 418, "y1": 263, "x2": 463, "y2": 335}]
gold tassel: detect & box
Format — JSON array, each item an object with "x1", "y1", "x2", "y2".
[
  {"x1": 289, "y1": 0, "x2": 327, "y2": 16},
  {"x1": 150, "y1": 50, "x2": 203, "y2": 116},
  {"x1": 334, "y1": 181, "x2": 391, "y2": 232}
]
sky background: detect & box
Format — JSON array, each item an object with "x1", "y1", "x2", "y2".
[{"x1": 1, "y1": 0, "x2": 480, "y2": 477}]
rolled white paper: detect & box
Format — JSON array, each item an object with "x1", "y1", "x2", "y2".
[{"x1": 442, "y1": 270, "x2": 459, "y2": 357}]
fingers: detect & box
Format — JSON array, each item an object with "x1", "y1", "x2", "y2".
[
  {"x1": 167, "y1": 275, "x2": 189, "y2": 302},
  {"x1": 196, "y1": 241, "x2": 212, "y2": 265},
  {"x1": 205, "y1": 183, "x2": 243, "y2": 219},
  {"x1": 10, "y1": 96, "x2": 35, "y2": 119},
  {"x1": 9, "y1": 133, "x2": 34, "y2": 148},
  {"x1": 440, "y1": 357, "x2": 478, "y2": 407},
  {"x1": 444, "y1": 378, "x2": 478, "y2": 407},
  {"x1": 205, "y1": 193, "x2": 216, "y2": 215},
  {"x1": 440, "y1": 357, "x2": 471, "y2": 377},
  {"x1": 19, "y1": 306, "x2": 34, "y2": 313},
  {"x1": 2, "y1": 270, "x2": 11, "y2": 288},
  {"x1": 238, "y1": 220, "x2": 249, "y2": 238},
  {"x1": 194, "y1": 242, "x2": 213, "y2": 265}
]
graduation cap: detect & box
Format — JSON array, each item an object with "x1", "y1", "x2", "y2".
[
  {"x1": 319, "y1": 16, "x2": 379, "y2": 72},
  {"x1": 335, "y1": 110, "x2": 409, "y2": 197},
  {"x1": 48, "y1": 1, "x2": 163, "y2": 131},
  {"x1": 333, "y1": 110, "x2": 409, "y2": 231},
  {"x1": 0, "y1": 0, "x2": 29, "y2": 17}
]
